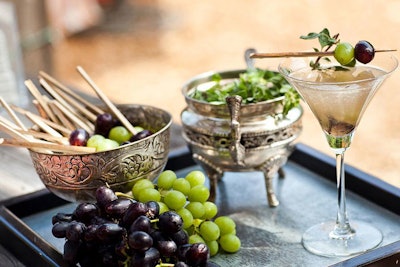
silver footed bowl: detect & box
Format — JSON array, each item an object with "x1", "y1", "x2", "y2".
[
  {"x1": 182, "y1": 69, "x2": 285, "y2": 118},
  {"x1": 181, "y1": 69, "x2": 303, "y2": 207},
  {"x1": 29, "y1": 104, "x2": 172, "y2": 202}
]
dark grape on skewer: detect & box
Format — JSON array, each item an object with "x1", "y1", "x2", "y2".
[{"x1": 355, "y1": 40, "x2": 375, "y2": 64}]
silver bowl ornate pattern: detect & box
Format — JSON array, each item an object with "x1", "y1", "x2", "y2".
[
  {"x1": 181, "y1": 69, "x2": 303, "y2": 207},
  {"x1": 29, "y1": 104, "x2": 172, "y2": 202}
]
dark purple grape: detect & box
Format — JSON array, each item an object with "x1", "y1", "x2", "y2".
[
  {"x1": 52, "y1": 221, "x2": 70, "y2": 238},
  {"x1": 130, "y1": 129, "x2": 153, "y2": 142},
  {"x1": 145, "y1": 201, "x2": 160, "y2": 219},
  {"x1": 105, "y1": 198, "x2": 134, "y2": 219},
  {"x1": 52, "y1": 212, "x2": 74, "y2": 224},
  {"x1": 95, "y1": 113, "x2": 116, "y2": 137},
  {"x1": 130, "y1": 247, "x2": 160, "y2": 267},
  {"x1": 95, "y1": 186, "x2": 118, "y2": 208},
  {"x1": 69, "y1": 128, "x2": 90, "y2": 146},
  {"x1": 185, "y1": 243, "x2": 210, "y2": 267},
  {"x1": 83, "y1": 224, "x2": 99, "y2": 242},
  {"x1": 120, "y1": 201, "x2": 147, "y2": 227},
  {"x1": 63, "y1": 240, "x2": 81, "y2": 264},
  {"x1": 115, "y1": 237, "x2": 132, "y2": 258},
  {"x1": 73, "y1": 202, "x2": 99, "y2": 223},
  {"x1": 157, "y1": 211, "x2": 183, "y2": 234},
  {"x1": 101, "y1": 250, "x2": 119, "y2": 267},
  {"x1": 155, "y1": 239, "x2": 177, "y2": 258},
  {"x1": 175, "y1": 262, "x2": 190, "y2": 267},
  {"x1": 171, "y1": 230, "x2": 189, "y2": 246},
  {"x1": 354, "y1": 40, "x2": 375, "y2": 64},
  {"x1": 66, "y1": 221, "x2": 86, "y2": 242},
  {"x1": 128, "y1": 231, "x2": 153, "y2": 252},
  {"x1": 176, "y1": 243, "x2": 192, "y2": 262},
  {"x1": 129, "y1": 215, "x2": 152, "y2": 233},
  {"x1": 96, "y1": 223, "x2": 126, "y2": 242},
  {"x1": 90, "y1": 215, "x2": 112, "y2": 226},
  {"x1": 150, "y1": 230, "x2": 167, "y2": 243}
]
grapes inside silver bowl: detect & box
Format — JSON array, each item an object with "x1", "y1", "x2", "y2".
[{"x1": 29, "y1": 104, "x2": 172, "y2": 202}]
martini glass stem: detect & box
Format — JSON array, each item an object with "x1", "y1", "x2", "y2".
[{"x1": 331, "y1": 151, "x2": 355, "y2": 239}]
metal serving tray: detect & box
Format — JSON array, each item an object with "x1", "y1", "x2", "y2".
[{"x1": 1, "y1": 143, "x2": 399, "y2": 267}]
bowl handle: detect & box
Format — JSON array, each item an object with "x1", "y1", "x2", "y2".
[{"x1": 226, "y1": 95, "x2": 245, "y2": 166}]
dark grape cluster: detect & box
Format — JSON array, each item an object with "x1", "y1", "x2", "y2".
[
  {"x1": 69, "y1": 113, "x2": 153, "y2": 152},
  {"x1": 51, "y1": 186, "x2": 219, "y2": 267}
]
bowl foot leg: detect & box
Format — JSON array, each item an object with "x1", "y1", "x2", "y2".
[{"x1": 258, "y1": 154, "x2": 288, "y2": 207}]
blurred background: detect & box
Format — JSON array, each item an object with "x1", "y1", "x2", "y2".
[{"x1": 3, "y1": 0, "x2": 400, "y2": 192}]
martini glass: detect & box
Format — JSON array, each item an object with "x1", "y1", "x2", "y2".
[{"x1": 278, "y1": 54, "x2": 398, "y2": 257}]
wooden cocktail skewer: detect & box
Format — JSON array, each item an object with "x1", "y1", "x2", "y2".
[
  {"x1": 39, "y1": 71, "x2": 104, "y2": 115},
  {"x1": 39, "y1": 78, "x2": 83, "y2": 120},
  {"x1": 0, "y1": 117, "x2": 31, "y2": 141},
  {"x1": 0, "y1": 138, "x2": 96, "y2": 154},
  {"x1": 76, "y1": 66, "x2": 138, "y2": 136},
  {"x1": 24, "y1": 80, "x2": 59, "y2": 122},
  {"x1": 50, "y1": 85, "x2": 98, "y2": 122},
  {"x1": 15, "y1": 129, "x2": 69, "y2": 145},
  {"x1": 11, "y1": 105, "x2": 72, "y2": 136},
  {"x1": 249, "y1": 49, "x2": 397, "y2": 59},
  {"x1": 48, "y1": 100, "x2": 76, "y2": 131},
  {"x1": 0, "y1": 97, "x2": 28, "y2": 131},
  {"x1": 51, "y1": 100, "x2": 94, "y2": 133}
]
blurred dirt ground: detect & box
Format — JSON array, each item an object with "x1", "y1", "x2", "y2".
[{"x1": 49, "y1": 0, "x2": 400, "y2": 188}]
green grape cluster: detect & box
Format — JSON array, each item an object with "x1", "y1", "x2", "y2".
[{"x1": 128, "y1": 170, "x2": 241, "y2": 256}]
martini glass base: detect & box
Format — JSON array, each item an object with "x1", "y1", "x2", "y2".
[{"x1": 302, "y1": 220, "x2": 382, "y2": 257}]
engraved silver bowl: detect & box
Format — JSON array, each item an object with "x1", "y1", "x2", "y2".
[
  {"x1": 29, "y1": 104, "x2": 172, "y2": 202},
  {"x1": 182, "y1": 69, "x2": 285, "y2": 118},
  {"x1": 181, "y1": 69, "x2": 303, "y2": 207}
]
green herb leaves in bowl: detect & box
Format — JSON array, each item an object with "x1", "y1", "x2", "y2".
[{"x1": 189, "y1": 68, "x2": 300, "y2": 116}]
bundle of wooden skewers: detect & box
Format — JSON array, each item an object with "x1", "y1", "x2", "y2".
[{"x1": 0, "y1": 66, "x2": 139, "y2": 154}]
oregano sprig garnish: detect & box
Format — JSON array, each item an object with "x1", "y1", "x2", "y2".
[{"x1": 300, "y1": 28, "x2": 339, "y2": 69}]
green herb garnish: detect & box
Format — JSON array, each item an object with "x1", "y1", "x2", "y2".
[
  {"x1": 300, "y1": 28, "x2": 339, "y2": 69},
  {"x1": 190, "y1": 68, "x2": 300, "y2": 116}
]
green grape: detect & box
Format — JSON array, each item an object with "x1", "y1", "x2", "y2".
[
  {"x1": 86, "y1": 134, "x2": 105, "y2": 149},
  {"x1": 132, "y1": 179, "x2": 154, "y2": 199},
  {"x1": 172, "y1": 178, "x2": 191, "y2": 196},
  {"x1": 163, "y1": 190, "x2": 187, "y2": 210},
  {"x1": 334, "y1": 42, "x2": 355, "y2": 66},
  {"x1": 157, "y1": 201, "x2": 169, "y2": 214},
  {"x1": 185, "y1": 202, "x2": 205, "y2": 219},
  {"x1": 134, "y1": 126, "x2": 144, "y2": 132},
  {"x1": 206, "y1": 240, "x2": 219, "y2": 256},
  {"x1": 214, "y1": 216, "x2": 236, "y2": 235},
  {"x1": 96, "y1": 138, "x2": 119, "y2": 151},
  {"x1": 188, "y1": 185, "x2": 210, "y2": 203},
  {"x1": 199, "y1": 221, "x2": 220, "y2": 242},
  {"x1": 202, "y1": 201, "x2": 218, "y2": 220},
  {"x1": 157, "y1": 170, "x2": 177, "y2": 190},
  {"x1": 185, "y1": 170, "x2": 206, "y2": 187},
  {"x1": 176, "y1": 208, "x2": 194, "y2": 229},
  {"x1": 138, "y1": 188, "x2": 161, "y2": 202},
  {"x1": 108, "y1": 126, "x2": 133, "y2": 144},
  {"x1": 219, "y1": 234, "x2": 241, "y2": 253},
  {"x1": 189, "y1": 234, "x2": 205, "y2": 244}
]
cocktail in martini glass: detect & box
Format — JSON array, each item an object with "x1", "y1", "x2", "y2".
[{"x1": 279, "y1": 51, "x2": 397, "y2": 257}]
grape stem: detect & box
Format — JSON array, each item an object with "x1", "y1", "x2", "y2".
[
  {"x1": 115, "y1": 192, "x2": 133, "y2": 199},
  {"x1": 155, "y1": 263, "x2": 175, "y2": 267}
]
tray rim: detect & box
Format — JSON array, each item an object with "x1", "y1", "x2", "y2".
[{"x1": 0, "y1": 142, "x2": 399, "y2": 266}]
